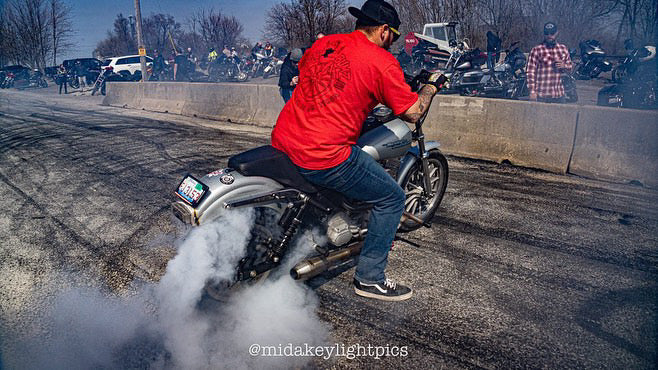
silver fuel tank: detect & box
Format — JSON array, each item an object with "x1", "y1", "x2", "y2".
[{"x1": 357, "y1": 118, "x2": 413, "y2": 161}]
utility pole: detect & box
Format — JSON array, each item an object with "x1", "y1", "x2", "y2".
[{"x1": 134, "y1": 0, "x2": 147, "y2": 81}]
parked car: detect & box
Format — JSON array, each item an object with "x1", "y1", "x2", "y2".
[
  {"x1": 62, "y1": 58, "x2": 102, "y2": 84},
  {"x1": 102, "y1": 55, "x2": 153, "y2": 80}
]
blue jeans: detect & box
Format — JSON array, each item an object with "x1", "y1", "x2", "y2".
[
  {"x1": 280, "y1": 87, "x2": 293, "y2": 103},
  {"x1": 297, "y1": 146, "x2": 406, "y2": 283}
]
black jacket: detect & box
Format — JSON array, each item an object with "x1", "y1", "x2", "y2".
[
  {"x1": 486, "y1": 31, "x2": 501, "y2": 53},
  {"x1": 278, "y1": 54, "x2": 299, "y2": 89}
]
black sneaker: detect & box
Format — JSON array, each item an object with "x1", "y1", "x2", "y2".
[{"x1": 353, "y1": 278, "x2": 413, "y2": 301}]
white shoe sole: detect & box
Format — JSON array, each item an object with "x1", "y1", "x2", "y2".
[{"x1": 354, "y1": 287, "x2": 413, "y2": 301}]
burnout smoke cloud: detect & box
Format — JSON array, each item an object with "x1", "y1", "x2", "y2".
[{"x1": 9, "y1": 209, "x2": 329, "y2": 369}]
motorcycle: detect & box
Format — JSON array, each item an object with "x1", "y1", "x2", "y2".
[
  {"x1": 612, "y1": 45, "x2": 656, "y2": 83},
  {"x1": 0, "y1": 72, "x2": 13, "y2": 89},
  {"x1": 208, "y1": 56, "x2": 249, "y2": 83},
  {"x1": 247, "y1": 52, "x2": 267, "y2": 78},
  {"x1": 171, "y1": 72, "x2": 449, "y2": 298},
  {"x1": 455, "y1": 42, "x2": 528, "y2": 99},
  {"x1": 26, "y1": 69, "x2": 48, "y2": 88},
  {"x1": 262, "y1": 56, "x2": 283, "y2": 79},
  {"x1": 442, "y1": 47, "x2": 487, "y2": 94},
  {"x1": 598, "y1": 46, "x2": 657, "y2": 109},
  {"x1": 573, "y1": 39, "x2": 612, "y2": 80},
  {"x1": 67, "y1": 71, "x2": 80, "y2": 89},
  {"x1": 90, "y1": 66, "x2": 132, "y2": 96}
]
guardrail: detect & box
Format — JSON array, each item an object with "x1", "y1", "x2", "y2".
[{"x1": 104, "y1": 82, "x2": 658, "y2": 187}]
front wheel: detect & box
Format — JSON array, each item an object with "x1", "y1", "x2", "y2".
[{"x1": 398, "y1": 153, "x2": 449, "y2": 232}]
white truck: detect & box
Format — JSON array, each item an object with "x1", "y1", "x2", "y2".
[{"x1": 414, "y1": 22, "x2": 468, "y2": 51}]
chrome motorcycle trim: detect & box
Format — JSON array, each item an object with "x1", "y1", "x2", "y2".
[{"x1": 224, "y1": 189, "x2": 305, "y2": 209}]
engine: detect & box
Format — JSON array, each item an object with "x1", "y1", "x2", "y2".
[{"x1": 326, "y1": 212, "x2": 362, "y2": 247}]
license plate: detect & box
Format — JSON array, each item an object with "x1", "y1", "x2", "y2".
[{"x1": 176, "y1": 175, "x2": 208, "y2": 207}]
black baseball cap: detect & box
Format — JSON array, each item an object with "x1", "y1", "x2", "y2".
[
  {"x1": 544, "y1": 22, "x2": 557, "y2": 35},
  {"x1": 348, "y1": 0, "x2": 401, "y2": 41}
]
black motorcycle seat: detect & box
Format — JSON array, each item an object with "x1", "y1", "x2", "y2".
[{"x1": 228, "y1": 145, "x2": 318, "y2": 194}]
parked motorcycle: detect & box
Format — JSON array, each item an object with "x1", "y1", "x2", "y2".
[
  {"x1": 26, "y1": 69, "x2": 48, "y2": 88},
  {"x1": 456, "y1": 42, "x2": 528, "y2": 99},
  {"x1": 67, "y1": 71, "x2": 80, "y2": 89},
  {"x1": 442, "y1": 47, "x2": 487, "y2": 94},
  {"x1": 0, "y1": 72, "x2": 13, "y2": 89},
  {"x1": 248, "y1": 52, "x2": 267, "y2": 78},
  {"x1": 262, "y1": 57, "x2": 283, "y2": 79},
  {"x1": 90, "y1": 66, "x2": 131, "y2": 96},
  {"x1": 171, "y1": 72, "x2": 449, "y2": 299},
  {"x1": 573, "y1": 39, "x2": 612, "y2": 80},
  {"x1": 612, "y1": 45, "x2": 656, "y2": 83},
  {"x1": 598, "y1": 45, "x2": 657, "y2": 109},
  {"x1": 208, "y1": 56, "x2": 249, "y2": 82}
]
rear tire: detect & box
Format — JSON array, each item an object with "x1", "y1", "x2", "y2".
[
  {"x1": 398, "y1": 153, "x2": 449, "y2": 232},
  {"x1": 204, "y1": 207, "x2": 283, "y2": 302}
]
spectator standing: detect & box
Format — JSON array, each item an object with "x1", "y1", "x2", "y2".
[
  {"x1": 173, "y1": 48, "x2": 188, "y2": 81},
  {"x1": 56, "y1": 64, "x2": 67, "y2": 94},
  {"x1": 74, "y1": 60, "x2": 86, "y2": 89},
  {"x1": 526, "y1": 22, "x2": 573, "y2": 103},
  {"x1": 153, "y1": 50, "x2": 166, "y2": 80},
  {"x1": 278, "y1": 48, "x2": 303, "y2": 102},
  {"x1": 486, "y1": 30, "x2": 501, "y2": 84}
]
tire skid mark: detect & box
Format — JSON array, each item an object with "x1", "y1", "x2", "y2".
[
  {"x1": 0, "y1": 168, "x2": 154, "y2": 290},
  {"x1": 426, "y1": 215, "x2": 658, "y2": 275}
]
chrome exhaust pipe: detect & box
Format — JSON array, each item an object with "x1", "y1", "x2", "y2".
[{"x1": 290, "y1": 242, "x2": 362, "y2": 280}]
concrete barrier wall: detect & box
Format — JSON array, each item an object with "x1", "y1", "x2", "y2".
[
  {"x1": 569, "y1": 105, "x2": 658, "y2": 187},
  {"x1": 104, "y1": 82, "x2": 658, "y2": 187},
  {"x1": 423, "y1": 96, "x2": 579, "y2": 174}
]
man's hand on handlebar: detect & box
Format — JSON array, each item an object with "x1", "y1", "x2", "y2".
[
  {"x1": 400, "y1": 70, "x2": 446, "y2": 124},
  {"x1": 408, "y1": 70, "x2": 447, "y2": 93}
]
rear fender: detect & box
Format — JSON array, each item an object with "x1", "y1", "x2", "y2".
[{"x1": 179, "y1": 169, "x2": 285, "y2": 225}]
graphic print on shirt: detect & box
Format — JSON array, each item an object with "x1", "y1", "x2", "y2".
[{"x1": 298, "y1": 40, "x2": 352, "y2": 111}]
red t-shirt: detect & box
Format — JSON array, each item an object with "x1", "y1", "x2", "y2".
[{"x1": 271, "y1": 31, "x2": 418, "y2": 170}]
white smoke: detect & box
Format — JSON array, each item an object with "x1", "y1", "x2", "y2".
[{"x1": 8, "y1": 209, "x2": 330, "y2": 369}]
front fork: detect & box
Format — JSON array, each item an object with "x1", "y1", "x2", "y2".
[{"x1": 415, "y1": 114, "x2": 434, "y2": 196}]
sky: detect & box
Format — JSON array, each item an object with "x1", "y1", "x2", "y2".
[{"x1": 59, "y1": 0, "x2": 285, "y2": 61}]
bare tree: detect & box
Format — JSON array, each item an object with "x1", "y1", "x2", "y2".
[
  {"x1": 49, "y1": 0, "x2": 73, "y2": 66},
  {"x1": 142, "y1": 13, "x2": 182, "y2": 54},
  {"x1": 265, "y1": 3, "x2": 301, "y2": 48},
  {"x1": 94, "y1": 14, "x2": 137, "y2": 58},
  {"x1": 2, "y1": 0, "x2": 52, "y2": 69},
  {"x1": 186, "y1": 8, "x2": 244, "y2": 56},
  {"x1": 614, "y1": 0, "x2": 657, "y2": 44},
  {"x1": 264, "y1": 0, "x2": 350, "y2": 48}
]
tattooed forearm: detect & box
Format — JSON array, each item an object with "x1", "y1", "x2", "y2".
[{"x1": 401, "y1": 84, "x2": 437, "y2": 123}]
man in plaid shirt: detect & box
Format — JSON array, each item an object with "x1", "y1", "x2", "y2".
[{"x1": 526, "y1": 22, "x2": 573, "y2": 103}]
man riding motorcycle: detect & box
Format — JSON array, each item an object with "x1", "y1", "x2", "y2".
[{"x1": 270, "y1": 0, "x2": 444, "y2": 301}]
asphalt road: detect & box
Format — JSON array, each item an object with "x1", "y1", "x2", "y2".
[{"x1": 0, "y1": 87, "x2": 656, "y2": 369}]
